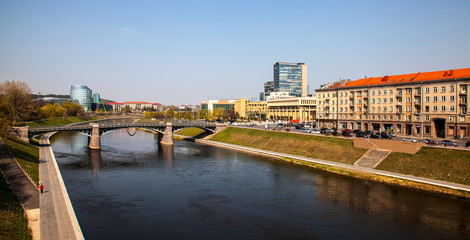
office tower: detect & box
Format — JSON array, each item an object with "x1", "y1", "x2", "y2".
[
  {"x1": 70, "y1": 85, "x2": 92, "y2": 111},
  {"x1": 273, "y1": 62, "x2": 308, "y2": 97}
]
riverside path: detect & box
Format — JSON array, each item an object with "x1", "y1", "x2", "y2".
[{"x1": 39, "y1": 132, "x2": 84, "y2": 240}]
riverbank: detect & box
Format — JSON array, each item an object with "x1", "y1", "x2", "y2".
[{"x1": 189, "y1": 127, "x2": 470, "y2": 199}]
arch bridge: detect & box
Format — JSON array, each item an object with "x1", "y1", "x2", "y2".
[{"x1": 20, "y1": 122, "x2": 225, "y2": 149}]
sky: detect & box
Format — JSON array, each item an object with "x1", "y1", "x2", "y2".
[{"x1": 1, "y1": 0, "x2": 470, "y2": 105}]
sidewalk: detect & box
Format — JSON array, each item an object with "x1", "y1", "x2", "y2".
[
  {"x1": 0, "y1": 139, "x2": 39, "y2": 209},
  {"x1": 39, "y1": 133, "x2": 84, "y2": 240}
]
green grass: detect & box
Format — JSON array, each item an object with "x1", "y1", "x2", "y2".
[
  {"x1": 25, "y1": 116, "x2": 97, "y2": 127},
  {"x1": 377, "y1": 147, "x2": 470, "y2": 185},
  {"x1": 0, "y1": 172, "x2": 32, "y2": 240},
  {"x1": 175, "y1": 127, "x2": 207, "y2": 138},
  {"x1": 211, "y1": 127, "x2": 367, "y2": 164},
  {"x1": 1, "y1": 136, "x2": 39, "y2": 186}
]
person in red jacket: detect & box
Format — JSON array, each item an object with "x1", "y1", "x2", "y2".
[{"x1": 39, "y1": 184, "x2": 44, "y2": 194}]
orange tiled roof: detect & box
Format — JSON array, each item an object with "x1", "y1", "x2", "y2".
[{"x1": 339, "y1": 67, "x2": 470, "y2": 88}]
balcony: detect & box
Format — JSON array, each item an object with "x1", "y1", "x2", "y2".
[
  {"x1": 459, "y1": 101, "x2": 467, "y2": 105},
  {"x1": 413, "y1": 111, "x2": 421, "y2": 115},
  {"x1": 460, "y1": 90, "x2": 467, "y2": 95},
  {"x1": 414, "y1": 101, "x2": 421, "y2": 105},
  {"x1": 396, "y1": 102, "x2": 403, "y2": 106}
]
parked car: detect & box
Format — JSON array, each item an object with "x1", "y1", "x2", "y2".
[
  {"x1": 402, "y1": 137, "x2": 418, "y2": 143},
  {"x1": 332, "y1": 131, "x2": 341, "y2": 136},
  {"x1": 380, "y1": 132, "x2": 392, "y2": 139},
  {"x1": 370, "y1": 134, "x2": 380, "y2": 139},
  {"x1": 301, "y1": 128, "x2": 311, "y2": 133},
  {"x1": 441, "y1": 140, "x2": 458, "y2": 147},
  {"x1": 466, "y1": 141, "x2": 470, "y2": 148},
  {"x1": 342, "y1": 129, "x2": 353, "y2": 137},
  {"x1": 423, "y1": 139, "x2": 438, "y2": 145},
  {"x1": 311, "y1": 128, "x2": 320, "y2": 134},
  {"x1": 355, "y1": 132, "x2": 366, "y2": 138}
]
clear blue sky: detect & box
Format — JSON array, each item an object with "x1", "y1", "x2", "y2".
[{"x1": 1, "y1": 0, "x2": 469, "y2": 105}]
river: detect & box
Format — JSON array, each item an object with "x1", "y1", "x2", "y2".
[{"x1": 50, "y1": 129, "x2": 470, "y2": 240}]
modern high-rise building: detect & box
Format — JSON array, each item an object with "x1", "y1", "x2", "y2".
[
  {"x1": 70, "y1": 85, "x2": 92, "y2": 111},
  {"x1": 273, "y1": 62, "x2": 308, "y2": 97},
  {"x1": 92, "y1": 93, "x2": 101, "y2": 103}
]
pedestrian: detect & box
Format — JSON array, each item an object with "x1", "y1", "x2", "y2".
[{"x1": 39, "y1": 183, "x2": 44, "y2": 194}]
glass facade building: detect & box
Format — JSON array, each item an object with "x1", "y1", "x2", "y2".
[
  {"x1": 70, "y1": 85, "x2": 92, "y2": 111},
  {"x1": 273, "y1": 62, "x2": 307, "y2": 97}
]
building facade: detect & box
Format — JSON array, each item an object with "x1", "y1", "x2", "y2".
[
  {"x1": 107, "y1": 101, "x2": 162, "y2": 112},
  {"x1": 267, "y1": 97, "x2": 316, "y2": 123},
  {"x1": 315, "y1": 68, "x2": 470, "y2": 139},
  {"x1": 70, "y1": 85, "x2": 92, "y2": 112},
  {"x1": 273, "y1": 62, "x2": 308, "y2": 97}
]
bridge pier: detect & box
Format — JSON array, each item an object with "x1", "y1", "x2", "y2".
[
  {"x1": 160, "y1": 122, "x2": 174, "y2": 145},
  {"x1": 11, "y1": 126, "x2": 29, "y2": 143},
  {"x1": 88, "y1": 124, "x2": 101, "y2": 149}
]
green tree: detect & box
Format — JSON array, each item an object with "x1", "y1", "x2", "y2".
[
  {"x1": 39, "y1": 103, "x2": 66, "y2": 118},
  {"x1": 61, "y1": 101, "x2": 84, "y2": 117}
]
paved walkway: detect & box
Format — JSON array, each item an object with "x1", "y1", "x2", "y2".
[
  {"x1": 197, "y1": 139, "x2": 470, "y2": 193},
  {"x1": 0, "y1": 139, "x2": 39, "y2": 209},
  {"x1": 39, "y1": 133, "x2": 84, "y2": 240},
  {"x1": 354, "y1": 149, "x2": 390, "y2": 168}
]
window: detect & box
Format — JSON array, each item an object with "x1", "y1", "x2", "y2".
[
  {"x1": 441, "y1": 106, "x2": 446, "y2": 112},
  {"x1": 433, "y1": 96, "x2": 438, "y2": 102},
  {"x1": 426, "y1": 116, "x2": 430, "y2": 121},
  {"x1": 406, "y1": 106, "x2": 411, "y2": 112},
  {"x1": 377, "y1": 115, "x2": 381, "y2": 120},
  {"x1": 397, "y1": 115, "x2": 401, "y2": 120},
  {"x1": 416, "y1": 116, "x2": 420, "y2": 121},
  {"x1": 377, "y1": 99, "x2": 381, "y2": 103},
  {"x1": 433, "y1": 106, "x2": 438, "y2": 112},
  {"x1": 406, "y1": 97, "x2": 411, "y2": 103},
  {"x1": 407, "y1": 115, "x2": 411, "y2": 121},
  {"x1": 383, "y1": 98, "x2": 387, "y2": 103},
  {"x1": 389, "y1": 90, "x2": 393, "y2": 95},
  {"x1": 371, "y1": 90, "x2": 375, "y2": 96},
  {"x1": 441, "y1": 86, "x2": 446, "y2": 93},
  {"x1": 449, "y1": 116, "x2": 454, "y2": 121},
  {"x1": 371, "y1": 99, "x2": 375, "y2": 103},
  {"x1": 383, "y1": 107, "x2": 387, "y2": 112},
  {"x1": 389, "y1": 107, "x2": 393, "y2": 112},
  {"x1": 460, "y1": 116, "x2": 465, "y2": 122},
  {"x1": 433, "y1": 87, "x2": 438, "y2": 93},
  {"x1": 425, "y1": 96, "x2": 430, "y2": 102},
  {"x1": 425, "y1": 87, "x2": 430, "y2": 93},
  {"x1": 450, "y1": 96, "x2": 455, "y2": 102},
  {"x1": 390, "y1": 98, "x2": 393, "y2": 103},
  {"x1": 340, "y1": 93, "x2": 343, "y2": 97},
  {"x1": 425, "y1": 106, "x2": 430, "y2": 112},
  {"x1": 389, "y1": 115, "x2": 393, "y2": 120},
  {"x1": 441, "y1": 96, "x2": 446, "y2": 102},
  {"x1": 372, "y1": 107, "x2": 376, "y2": 112},
  {"x1": 383, "y1": 90, "x2": 387, "y2": 95},
  {"x1": 377, "y1": 90, "x2": 381, "y2": 96},
  {"x1": 450, "y1": 106, "x2": 455, "y2": 112},
  {"x1": 450, "y1": 86, "x2": 455, "y2": 92}
]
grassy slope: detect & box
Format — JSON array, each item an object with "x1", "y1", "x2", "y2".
[
  {"x1": 210, "y1": 127, "x2": 367, "y2": 164},
  {"x1": 175, "y1": 127, "x2": 206, "y2": 138},
  {"x1": 377, "y1": 147, "x2": 470, "y2": 185},
  {"x1": 0, "y1": 173, "x2": 32, "y2": 240},
  {"x1": 1, "y1": 136, "x2": 39, "y2": 185},
  {"x1": 25, "y1": 116, "x2": 97, "y2": 127}
]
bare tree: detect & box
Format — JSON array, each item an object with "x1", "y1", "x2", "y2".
[{"x1": 0, "y1": 81, "x2": 37, "y2": 123}]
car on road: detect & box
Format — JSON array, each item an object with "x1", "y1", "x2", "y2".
[
  {"x1": 441, "y1": 140, "x2": 458, "y2": 147},
  {"x1": 342, "y1": 129, "x2": 353, "y2": 137},
  {"x1": 402, "y1": 137, "x2": 418, "y2": 143},
  {"x1": 466, "y1": 141, "x2": 470, "y2": 148},
  {"x1": 355, "y1": 132, "x2": 366, "y2": 138},
  {"x1": 301, "y1": 128, "x2": 311, "y2": 133}
]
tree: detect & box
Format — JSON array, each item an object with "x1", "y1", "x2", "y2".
[
  {"x1": 61, "y1": 101, "x2": 84, "y2": 117},
  {"x1": 0, "y1": 81, "x2": 37, "y2": 123},
  {"x1": 39, "y1": 103, "x2": 66, "y2": 118}
]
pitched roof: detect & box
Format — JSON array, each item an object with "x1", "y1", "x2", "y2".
[{"x1": 336, "y1": 67, "x2": 470, "y2": 89}]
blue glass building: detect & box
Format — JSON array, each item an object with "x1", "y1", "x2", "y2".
[
  {"x1": 273, "y1": 62, "x2": 308, "y2": 97},
  {"x1": 70, "y1": 85, "x2": 92, "y2": 111}
]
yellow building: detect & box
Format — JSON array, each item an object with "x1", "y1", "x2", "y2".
[
  {"x1": 315, "y1": 68, "x2": 470, "y2": 139},
  {"x1": 234, "y1": 97, "x2": 317, "y2": 123}
]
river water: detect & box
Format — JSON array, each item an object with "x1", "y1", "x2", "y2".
[{"x1": 50, "y1": 129, "x2": 470, "y2": 240}]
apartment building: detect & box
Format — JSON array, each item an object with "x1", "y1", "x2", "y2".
[{"x1": 315, "y1": 68, "x2": 470, "y2": 139}]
